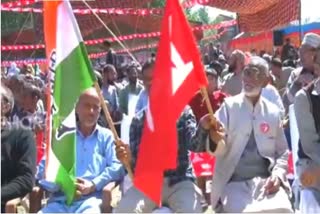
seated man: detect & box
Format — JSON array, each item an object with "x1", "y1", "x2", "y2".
[
  {"x1": 37, "y1": 88, "x2": 125, "y2": 213},
  {"x1": 114, "y1": 60, "x2": 216, "y2": 213},
  {"x1": 293, "y1": 47, "x2": 320, "y2": 213},
  {"x1": 1, "y1": 84, "x2": 37, "y2": 213},
  {"x1": 199, "y1": 57, "x2": 293, "y2": 212},
  {"x1": 283, "y1": 33, "x2": 320, "y2": 111}
]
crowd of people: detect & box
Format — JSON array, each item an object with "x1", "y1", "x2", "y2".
[{"x1": 1, "y1": 32, "x2": 320, "y2": 213}]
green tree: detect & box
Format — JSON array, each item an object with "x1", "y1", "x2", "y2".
[
  {"x1": 150, "y1": 0, "x2": 166, "y2": 8},
  {"x1": 201, "y1": 15, "x2": 224, "y2": 44},
  {"x1": 184, "y1": 6, "x2": 212, "y2": 24},
  {"x1": 1, "y1": 12, "x2": 32, "y2": 36},
  {"x1": 150, "y1": 0, "x2": 200, "y2": 23},
  {"x1": 197, "y1": 7, "x2": 210, "y2": 24}
]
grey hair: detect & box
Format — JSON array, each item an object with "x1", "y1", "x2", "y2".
[
  {"x1": 246, "y1": 56, "x2": 269, "y2": 80},
  {"x1": 232, "y1": 49, "x2": 245, "y2": 64},
  {"x1": 1, "y1": 84, "x2": 14, "y2": 111}
]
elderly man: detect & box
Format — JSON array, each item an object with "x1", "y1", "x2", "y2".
[
  {"x1": 294, "y1": 47, "x2": 320, "y2": 213},
  {"x1": 37, "y1": 88, "x2": 125, "y2": 213},
  {"x1": 221, "y1": 50, "x2": 246, "y2": 96},
  {"x1": 1, "y1": 84, "x2": 37, "y2": 213},
  {"x1": 284, "y1": 33, "x2": 320, "y2": 110},
  {"x1": 199, "y1": 57, "x2": 292, "y2": 212}
]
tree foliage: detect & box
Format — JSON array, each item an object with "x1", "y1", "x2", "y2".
[
  {"x1": 203, "y1": 15, "x2": 224, "y2": 37},
  {"x1": 1, "y1": 12, "x2": 33, "y2": 36},
  {"x1": 150, "y1": 0, "x2": 212, "y2": 25},
  {"x1": 150, "y1": 0, "x2": 166, "y2": 8},
  {"x1": 197, "y1": 7, "x2": 210, "y2": 24}
]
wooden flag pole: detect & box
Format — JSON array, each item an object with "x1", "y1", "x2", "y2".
[
  {"x1": 94, "y1": 82, "x2": 134, "y2": 180},
  {"x1": 200, "y1": 87, "x2": 216, "y2": 124},
  {"x1": 200, "y1": 86, "x2": 226, "y2": 145}
]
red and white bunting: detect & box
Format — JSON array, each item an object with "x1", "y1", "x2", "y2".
[
  {"x1": 2, "y1": 20, "x2": 236, "y2": 51},
  {"x1": 1, "y1": 0, "x2": 38, "y2": 8}
]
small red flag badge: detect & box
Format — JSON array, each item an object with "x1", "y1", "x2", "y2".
[{"x1": 260, "y1": 122, "x2": 270, "y2": 134}]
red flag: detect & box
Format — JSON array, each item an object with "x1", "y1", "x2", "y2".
[{"x1": 133, "y1": 0, "x2": 208, "y2": 205}]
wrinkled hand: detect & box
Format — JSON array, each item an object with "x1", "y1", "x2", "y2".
[
  {"x1": 200, "y1": 114, "x2": 215, "y2": 130},
  {"x1": 115, "y1": 140, "x2": 132, "y2": 166},
  {"x1": 199, "y1": 114, "x2": 223, "y2": 130},
  {"x1": 262, "y1": 176, "x2": 281, "y2": 195},
  {"x1": 75, "y1": 178, "x2": 96, "y2": 196},
  {"x1": 199, "y1": 114, "x2": 225, "y2": 143}
]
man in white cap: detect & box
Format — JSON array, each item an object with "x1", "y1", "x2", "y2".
[
  {"x1": 293, "y1": 41, "x2": 320, "y2": 213},
  {"x1": 283, "y1": 32, "x2": 320, "y2": 110}
]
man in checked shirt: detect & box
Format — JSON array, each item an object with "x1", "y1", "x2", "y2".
[{"x1": 114, "y1": 59, "x2": 219, "y2": 213}]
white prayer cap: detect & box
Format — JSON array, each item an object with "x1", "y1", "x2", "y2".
[{"x1": 302, "y1": 33, "x2": 320, "y2": 48}]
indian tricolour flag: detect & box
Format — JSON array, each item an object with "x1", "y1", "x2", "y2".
[{"x1": 43, "y1": 0, "x2": 96, "y2": 204}]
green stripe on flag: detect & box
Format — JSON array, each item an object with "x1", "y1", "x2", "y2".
[{"x1": 52, "y1": 42, "x2": 96, "y2": 204}]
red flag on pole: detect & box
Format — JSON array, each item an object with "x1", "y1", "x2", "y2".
[{"x1": 133, "y1": 0, "x2": 208, "y2": 205}]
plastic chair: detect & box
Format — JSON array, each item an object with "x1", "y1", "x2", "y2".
[{"x1": 5, "y1": 182, "x2": 119, "y2": 213}]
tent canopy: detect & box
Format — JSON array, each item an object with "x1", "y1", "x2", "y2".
[
  {"x1": 1, "y1": 0, "x2": 299, "y2": 60},
  {"x1": 204, "y1": 0, "x2": 299, "y2": 32}
]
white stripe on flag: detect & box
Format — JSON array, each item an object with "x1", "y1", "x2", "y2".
[
  {"x1": 45, "y1": 143, "x2": 60, "y2": 181},
  {"x1": 56, "y1": 1, "x2": 83, "y2": 66}
]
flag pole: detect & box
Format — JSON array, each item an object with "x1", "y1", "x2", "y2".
[
  {"x1": 200, "y1": 86, "x2": 226, "y2": 144},
  {"x1": 93, "y1": 82, "x2": 134, "y2": 180}
]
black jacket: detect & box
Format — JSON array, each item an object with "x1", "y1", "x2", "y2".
[{"x1": 1, "y1": 125, "x2": 36, "y2": 212}]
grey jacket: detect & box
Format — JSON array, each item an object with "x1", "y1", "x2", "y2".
[
  {"x1": 294, "y1": 89, "x2": 320, "y2": 173},
  {"x1": 294, "y1": 89, "x2": 320, "y2": 204},
  {"x1": 201, "y1": 93, "x2": 290, "y2": 208},
  {"x1": 294, "y1": 89, "x2": 320, "y2": 165}
]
